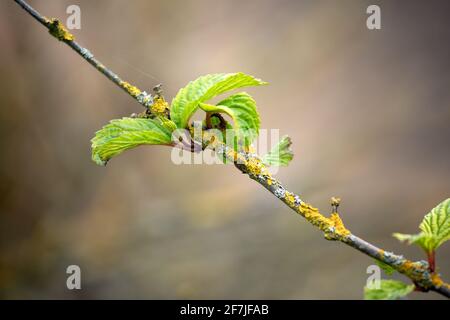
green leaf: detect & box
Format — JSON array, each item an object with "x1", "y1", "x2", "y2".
[
  {"x1": 262, "y1": 135, "x2": 293, "y2": 166},
  {"x1": 200, "y1": 92, "x2": 260, "y2": 146},
  {"x1": 392, "y1": 233, "x2": 428, "y2": 249},
  {"x1": 170, "y1": 72, "x2": 267, "y2": 129},
  {"x1": 420, "y1": 198, "x2": 450, "y2": 249},
  {"x1": 393, "y1": 198, "x2": 450, "y2": 252},
  {"x1": 375, "y1": 260, "x2": 396, "y2": 276},
  {"x1": 91, "y1": 117, "x2": 173, "y2": 166},
  {"x1": 364, "y1": 280, "x2": 414, "y2": 300}
]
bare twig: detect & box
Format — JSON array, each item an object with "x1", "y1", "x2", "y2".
[
  {"x1": 13, "y1": 0, "x2": 450, "y2": 298},
  {"x1": 14, "y1": 0, "x2": 154, "y2": 110}
]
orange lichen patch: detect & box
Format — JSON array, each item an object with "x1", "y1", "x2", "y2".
[
  {"x1": 151, "y1": 97, "x2": 168, "y2": 114},
  {"x1": 297, "y1": 203, "x2": 351, "y2": 240},
  {"x1": 398, "y1": 260, "x2": 415, "y2": 273},
  {"x1": 430, "y1": 273, "x2": 448, "y2": 289},
  {"x1": 330, "y1": 213, "x2": 350, "y2": 237},
  {"x1": 48, "y1": 19, "x2": 74, "y2": 41},
  {"x1": 120, "y1": 81, "x2": 141, "y2": 97},
  {"x1": 298, "y1": 203, "x2": 333, "y2": 231},
  {"x1": 396, "y1": 260, "x2": 424, "y2": 282},
  {"x1": 377, "y1": 249, "x2": 385, "y2": 257}
]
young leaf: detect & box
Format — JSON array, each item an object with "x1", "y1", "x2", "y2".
[
  {"x1": 393, "y1": 198, "x2": 450, "y2": 253},
  {"x1": 199, "y1": 92, "x2": 260, "y2": 146},
  {"x1": 392, "y1": 233, "x2": 428, "y2": 250},
  {"x1": 375, "y1": 260, "x2": 396, "y2": 276},
  {"x1": 91, "y1": 117, "x2": 173, "y2": 166},
  {"x1": 170, "y1": 72, "x2": 267, "y2": 129},
  {"x1": 262, "y1": 135, "x2": 294, "y2": 167},
  {"x1": 364, "y1": 280, "x2": 414, "y2": 300}
]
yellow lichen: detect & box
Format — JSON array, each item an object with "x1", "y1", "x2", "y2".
[
  {"x1": 120, "y1": 81, "x2": 141, "y2": 97},
  {"x1": 48, "y1": 19, "x2": 74, "y2": 41},
  {"x1": 284, "y1": 192, "x2": 296, "y2": 207},
  {"x1": 330, "y1": 213, "x2": 350, "y2": 237},
  {"x1": 297, "y1": 203, "x2": 351, "y2": 240},
  {"x1": 151, "y1": 97, "x2": 168, "y2": 114},
  {"x1": 245, "y1": 157, "x2": 262, "y2": 176}
]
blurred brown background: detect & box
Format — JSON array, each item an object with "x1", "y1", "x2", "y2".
[{"x1": 0, "y1": 0, "x2": 449, "y2": 299}]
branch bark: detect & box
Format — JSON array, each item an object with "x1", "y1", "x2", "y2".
[{"x1": 13, "y1": 0, "x2": 450, "y2": 299}]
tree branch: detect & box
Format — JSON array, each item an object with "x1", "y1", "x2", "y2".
[
  {"x1": 14, "y1": 0, "x2": 154, "y2": 110},
  {"x1": 14, "y1": 0, "x2": 450, "y2": 298}
]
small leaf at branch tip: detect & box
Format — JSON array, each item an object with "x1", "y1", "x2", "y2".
[
  {"x1": 170, "y1": 72, "x2": 267, "y2": 129},
  {"x1": 200, "y1": 92, "x2": 260, "y2": 146}
]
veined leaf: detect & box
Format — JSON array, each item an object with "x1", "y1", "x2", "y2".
[
  {"x1": 419, "y1": 198, "x2": 450, "y2": 249},
  {"x1": 364, "y1": 280, "x2": 414, "y2": 300},
  {"x1": 91, "y1": 117, "x2": 173, "y2": 166},
  {"x1": 393, "y1": 198, "x2": 450, "y2": 253},
  {"x1": 200, "y1": 92, "x2": 260, "y2": 146},
  {"x1": 262, "y1": 135, "x2": 293, "y2": 166},
  {"x1": 170, "y1": 72, "x2": 267, "y2": 129}
]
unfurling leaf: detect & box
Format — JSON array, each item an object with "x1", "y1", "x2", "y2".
[
  {"x1": 200, "y1": 92, "x2": 260, "y2": 146},
  {"x1": 364, "y1": 280, "x2": 414, "y2": 300},
  {"x1": 91, "y1": 117, "x2": 173, "y2": 166},
  {"x1": 262, "y1": 135, "x2": 293, "y2": 167},
  {"x1": 170, "y1": 72, "x2": 267, "y2": 129},
  {"x1": 375, "y1": 260, "x2": 396, "y2": 276},
  {"x1": 393, "y1": 198, "x2": 450, "y2": 253}
]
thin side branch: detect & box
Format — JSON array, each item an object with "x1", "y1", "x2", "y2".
[
  {"x1": 14, "y1": 0, "x2": 450, "y2": 298},
  {"x1": 217, "y1": 144, "x2": 450, "y2": 298},
  {"x1": 14, "y1": 0, "x2": 154, "y2": 109}
]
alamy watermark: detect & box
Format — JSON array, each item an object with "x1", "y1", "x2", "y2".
[
  {"x1": 66, "y1": 265, "x2": 81, "y2": 290},
  {"x1": 366, "y1": 264, "x2": 381, "y2": 289},
  {"x1": 66, "y1": 5, "x2": 81, "y2": 30},
  {"x1": 366, "y1": 5, "x2": 381, "y2": 30},
  {"x1": 170, "y1": 122, "x2": 284, "y2": 174}
]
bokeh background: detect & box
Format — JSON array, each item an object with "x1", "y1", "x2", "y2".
[{"x1": 0, "y1": 0, "x2": 449, "y2": 299}]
